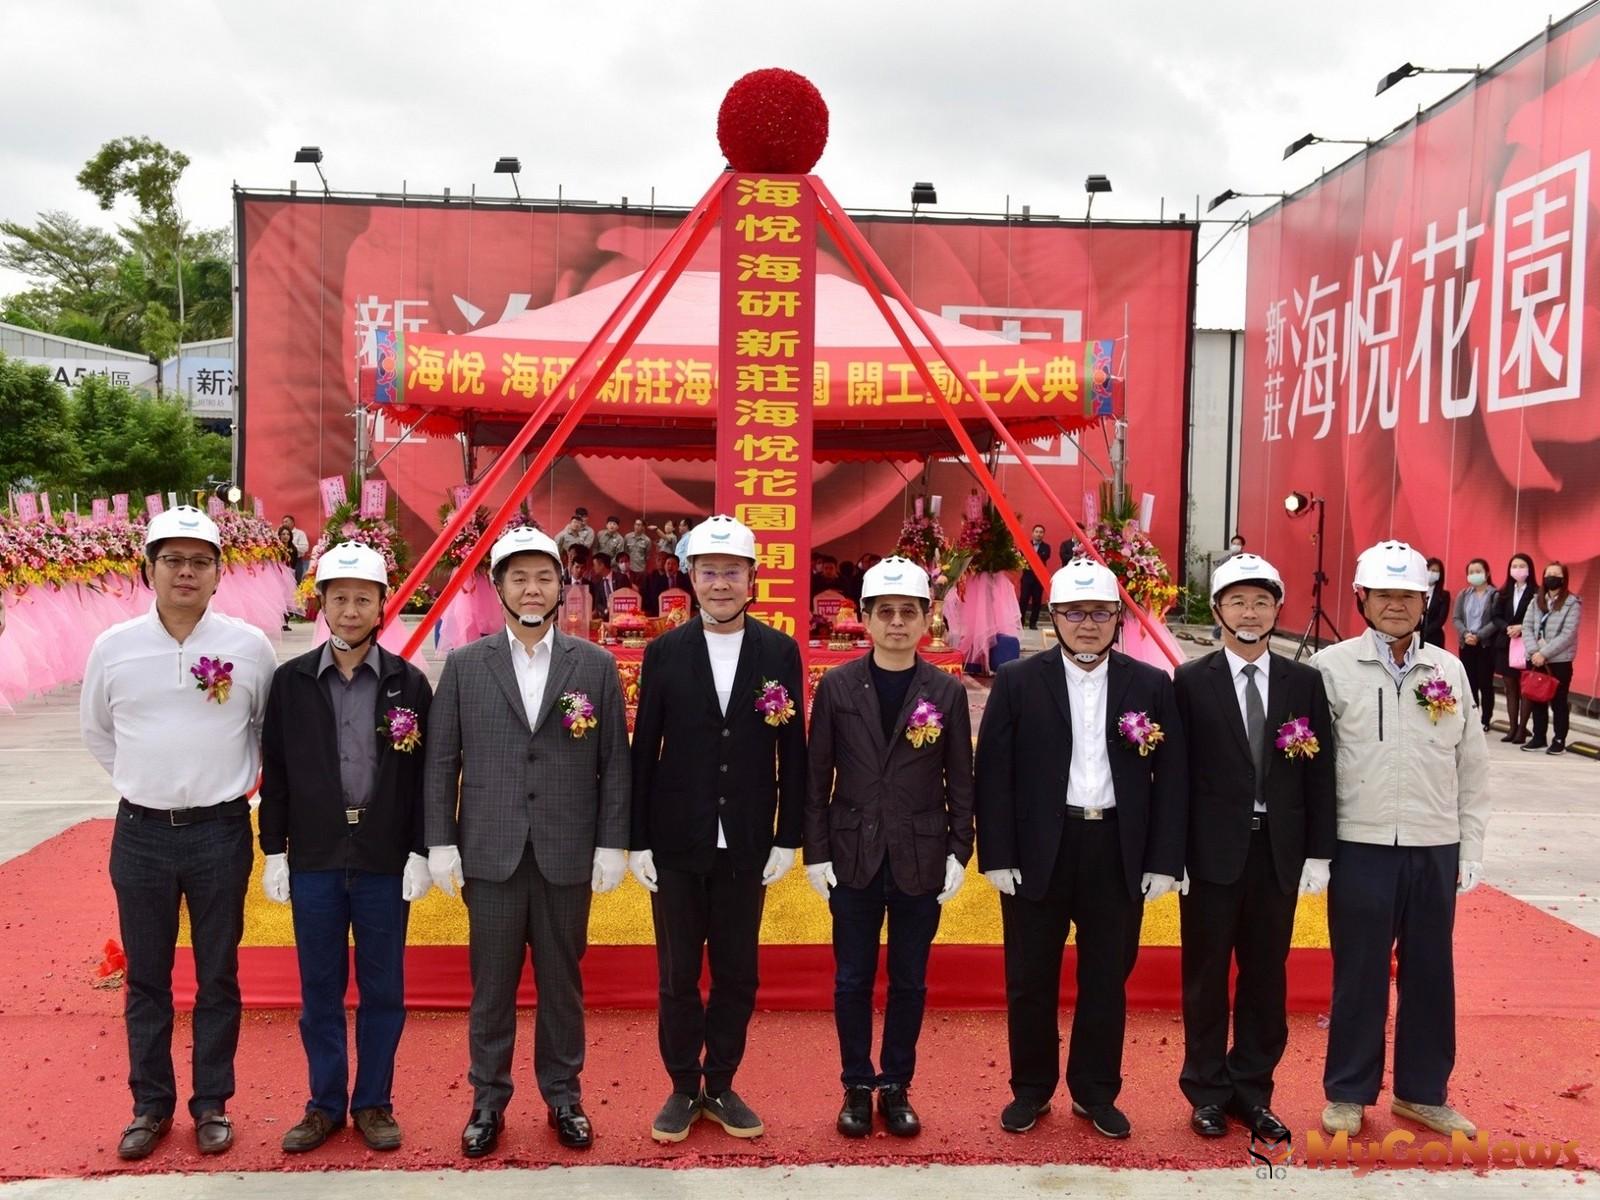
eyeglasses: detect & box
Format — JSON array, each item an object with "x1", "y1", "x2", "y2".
[
  {"x1": 869, "y1": 605, "x2": 925, "y2": 623},
  {"x1": 692, "y1": 567, "x2": 749, "y2": 584},
  {"x1": 1053, "y1": 609, "x2": 1116, "y2": 623},
  {"x1": 1218, "y1": 597, "x2": 1278, "y2": 614},
  {"x1": 155, "y1": 554, "x2": 219, "y2": 572}
]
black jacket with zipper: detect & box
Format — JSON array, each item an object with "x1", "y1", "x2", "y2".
[{"x1": 259, "y1": 642, "x2": 433, "y2": 873}]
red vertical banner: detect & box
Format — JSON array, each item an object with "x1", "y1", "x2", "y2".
[{"x1": 716, "y1": 174, "x2": 817, "y2": 643}]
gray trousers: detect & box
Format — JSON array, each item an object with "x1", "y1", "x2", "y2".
[{"x1": 464, "y1": 844, "x2": 592, "y2": 1110}]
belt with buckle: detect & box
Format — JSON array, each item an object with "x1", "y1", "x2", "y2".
[
  {"x1": 120, "y1": 797, "x2": 248, "y2": 826},
  {"x1": 1250, "y1": 814, "x2": 1267, "y2": 831},
  {"x1": 345, "y1": 808, "x2": 364, "y2": 826},
  {"x1": 1065, "y1": 805, "x2": 1115, "y2": 821}
]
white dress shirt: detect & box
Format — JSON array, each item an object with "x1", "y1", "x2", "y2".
[
  {"x1": 705, "y1": 628, "x2": 745, "y2": 849},
  {"x1": 1224, "y1": 645, "x2": 1271, "y2": 813},
  {"x1": 507, "y1": 627, "x2": 554, "y2": 729},
  {"x1": 1061, "y1": 654, "x2": 1115, "y2": 810},
  {"x1": 80, "y1": 602, "x2": 278, "y2": 809}
]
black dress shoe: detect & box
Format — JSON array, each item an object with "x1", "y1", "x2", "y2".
[
  {"x1": 1190, "y1": 1104, "x2": 1228, "y2": 1138},
  {"x1": 999, "y1": 1097, "x2": 1050, "y2": 1133},
  {"x1": 461, "y1": 1108, "x2": 504, "y2": 1158},
  {"x1": 836, "y1": 1086, "x2": 873, "y2": 1138},
  {"x1": 549, "y1": 1102, "x2": 592, "y2": 1149},
  {"x1": 878, "y1": 1084, "x2": 921, "y2": 1137},
  {"x1": 1228, "y1": 1101, "x2": 1290, "y2": 1142}
]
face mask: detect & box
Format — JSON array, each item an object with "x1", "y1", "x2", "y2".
[
  {"x1": 1427, "y1": 570, "x2": 1441, "y2": 584},
  {"x1": 1510, "y1": 566, "x2": 1530, "y2": 583},
  {"x1": 1230, "y1": 543, "x2": 1243, "y2": 552},
  {"x1": 1467, "y1": 572, "x2": 1486, "y2": 587},
  {"x1": 1545, "y1": 576, "x2": 1564, "y2": 592}
]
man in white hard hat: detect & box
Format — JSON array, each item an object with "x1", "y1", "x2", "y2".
[
  {"x1": 804, "y1": 556, "x2": 974, "y2": 1140},
  {"x1": 629, "y1": 514, "x2": 806, "y2": 1143},
  {"x1": 1310, "y1": 540, "x2": 1488, "y2": 1140},
  {"x1": 258, "y1": 543, "x2": 434, "y2": 1154},
  {"x1": 1174, "y1": 554, "x2": 1336, "y2": 1143},
  {"x1": 423, "y1": 524, "x2": 630, "y2": 1156},
  {"x1": 975, "y1": 556, "x2": 1187, "y2": 1140},
  {"x1": 81, "y1": 505, "x2": 279, "y2": 1161}
]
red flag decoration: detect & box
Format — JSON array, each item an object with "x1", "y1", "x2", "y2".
[{"x1": 715, "y1": 174, "x2": 817, "y2": 644}]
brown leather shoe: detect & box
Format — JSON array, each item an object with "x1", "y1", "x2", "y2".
[
  {"x1": 352, "y1": 1106, "x2": 403, "y2": 1151},
  {"x1": 195, "y1": 1110, "x2": 234, "y2": 1155},
  {"x1": 281, "y1": 1108, "x2": 342, "y2": 1153},
  {"x1": 117, "y1": 1114, "x2": 172, "y2": 1160}
]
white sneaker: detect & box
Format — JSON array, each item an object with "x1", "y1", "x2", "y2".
[
  {"x1": 1392, "y1": 1098, "x2": 1476, "y2": 1137},
  {"x1": 1321, "y1": 1102, "x2": 1364, "y2": 1135}
]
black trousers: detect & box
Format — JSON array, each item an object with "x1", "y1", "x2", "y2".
[
  {"x1": 651, "y1": 851, "x2": 766, "y2": 1097},
  {"x1": 108, "y1": 803, "x2": 252, "y2": 1120},
  {"x1": 1178, "y1": 828, "x2": 1297, "y2": 1109},
  {"x1": 1019, "y1": 575, "x2": 1045, "y2": 629},
  {"x1": 1530, "y1": 660, "x2": 1574, "y2": 743},
  {"x1": 1458, "y1": 642, "x2": 1496, "y2": 726},
  {"x1": 1001, "y1": 814, "x2": 1141, "y2": 1107},
  {"x1": 1324, "y1": 840, "x2": 1459, "y2": 1106}
]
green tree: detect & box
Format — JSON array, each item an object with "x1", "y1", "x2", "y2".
[
  {"x1": 0, "y1": 353, "x2": 82, "y2": 491},
  {"x1": 66, "y1": 372, "x2": 229, "y2": 496}
]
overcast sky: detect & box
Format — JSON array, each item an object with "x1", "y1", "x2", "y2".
[{"x1": 0, "y1": 0, "x2": 1558, "y2": 328}]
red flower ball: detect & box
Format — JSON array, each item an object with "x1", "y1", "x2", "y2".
[{"x1": 717, "y1": 69, "x2": 829, "y2": 174}]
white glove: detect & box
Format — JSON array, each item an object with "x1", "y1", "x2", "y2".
[
  {"x1": 428, "y1": 845, "x2": 464, "y2": 897},
  {"x1": 1457, "y1": 860, "x2": 1482, "y2": 894},
  {"x1": 984, "y1": 867, "x2": 1021, "y2": 896},
  {"x1": 629, "y1": 848, "x2": 658, "y2": 893},
  {"x1": 1141, "y1": 872, "x2": 1177, "y2": 902},
  {"x1": 936, "y1": 854, "x2": 965, "y2": 904},
  {"x1": 591, "y1": 847, "x2": 626, "y2": 894},
  {"x1": 1299, "y1": 857, "x2": 1332, "y2": 895},
  {"x1": 762, "y1": 845, "x2": 796, "y2": 886},
  {"x1": 1177, "y1": 869, "x2": 1191, "y2": 896},
  {"x1": 806, "y1": 860, "x2": 837, "y2": 900},
  {"x1": 401, "y1": 852, "x2": 432, "y2": 902},
  {"x1": 262, "y1": 853, "x2": 291, "y2": 904}
]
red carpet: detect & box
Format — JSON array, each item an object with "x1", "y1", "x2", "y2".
[{"x1": 2, "y1": 820, "x2": 1597, "y2": 1179}]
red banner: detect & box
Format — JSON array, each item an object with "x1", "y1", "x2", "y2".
[
  {"x1": 714, "y1": 174, "x2": 817, "y2": 642},
  {"x1": 1241, "y1": 7, "x2": 1599, "y2": 694}
]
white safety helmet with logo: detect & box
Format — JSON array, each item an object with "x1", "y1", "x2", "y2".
[
  {"x1": 1210, "y1": 553, "x2": 1285, "y2": 602},
  {"x1": 489, "y1": 525, "x2": 563, "y2": 575},
  {"x1": 859, "y1": 555, "x2": 931, "y2": 603},
  {"x1": 1048, "y1": 557, "x2": 1121, "y2": 606},
  {"x1": 314, "y1": 541, "x2": 389, "y2": 591},
  {"x1": 678, "y1": 514, "x2": 758, "y2": 565},
  {"x1": 144, "y1": 505, "x2": 222, "y2": 553},
  {"x1": 1352, "y1": 540, "x2": 1430, "y2": 594}
]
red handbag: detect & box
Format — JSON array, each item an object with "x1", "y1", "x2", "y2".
[{"x1": 1521, "y1": 668, "x2": 1559, "y2": 704}]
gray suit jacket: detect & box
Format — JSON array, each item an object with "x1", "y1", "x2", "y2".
[{"x1": 423, "y1": 627, "x2": 631, "y2": 886}]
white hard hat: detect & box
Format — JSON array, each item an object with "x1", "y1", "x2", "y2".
[
  {"x1": 144, "y1": 505, "x2": 221, "y2": 552},
  {"x1": 315, "y1": 541, "x2": 388, "y2": 590},
  {"x1": 489, "y1": 525, "x2": 563, "y2": 574},
  {"x1": 1211, "y1": 553, "x2": 1285, "y2": 602},
  {"x1": 679, "y1": 514, "x2": 757, "y2": 563},
  {"x1": 1049, "y1": 557, "x2": 1121, "y2": 605},
  {"x1": 1352, "y1": 539, "x2": 1430, "y2": 593},
  {"x1": 860, "y1": 555, "x2": 931, "y2": 603}
]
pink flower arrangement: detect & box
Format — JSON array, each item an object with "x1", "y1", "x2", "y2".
[
  {"x1": 383, "y1": 706, "x2": 421, "y2": 752},
  {"x1": 756, "y1": 679, "x2": 796, "y2": 727},
  {"x1": 1414, "y1": 673, "x2": 1459, "y2": 723},
  {"x1": 559, "y1": 690, "x2": 597, "y2": 738},
  {"x1": 1275, "y1": 716, "x2": 1321, "y2": 759},
  {"x1": 1117, "y1": 709, "x2": 1165, "y2": 756},
  {"x1": 905, "y1": 697, "x2": 944, "y2": 748},
  {"x1": 190, "y1": 656, "x2": 234, "y2": 704}
]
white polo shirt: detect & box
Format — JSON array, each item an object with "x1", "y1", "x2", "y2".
[{"x1": 80, "y1": 602, "x2": 278, "y2": 809}]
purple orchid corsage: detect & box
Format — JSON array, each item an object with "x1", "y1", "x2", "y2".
[
  {"x1": 1414, "y1": 673, "x2": 1459, "y2": 723},
  {"x1": 1118, "y1": 709, "x2": 1164, "y2": 756},
  {"x1": 382, "y1": 706, "x2": 421, "y2": 752},
  {"x1": 190, "y1": 656, "x2": 234, "y2": 704},
  {"x1": 559, "y1": 690, "x2": 597, "y2": 738},
  {"x1": 905, "y1": 697, "x2": 944, "y2": 748},
  {"x1": 1275, "y1": 715, "x2": 1320, "y2": 760},
  {"x1": 756, "y1": 679, "x2": 796, "y2": 727}
]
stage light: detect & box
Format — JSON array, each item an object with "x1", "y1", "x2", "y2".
[
  {"x1": 1284, "y1": 491, "x2": 1311, "y2": 516},
  {"x1": 1084, "y1": 174, "x2": 1112, "y2": 220},
  {"x1": 1284, "y1": 133, "x2": 1371, "y2": 161},
  {"x1": 494, "y1": 156, "x2": 522, "y2": 200},
  {"x1": 293, "y1": 146, "x2": 329, "y2": 195},
  {"x1": 1375, "y1": 61, "x2": 1478, "y2": 96},
  {"x1": 910, "y1": 181, "x2": 937, "y2": 208},
  {"x1": 1207, "y1": 189, "x2": 1284, "y2": 213}
]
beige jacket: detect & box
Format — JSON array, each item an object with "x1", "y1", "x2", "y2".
[{"x1": 1310, "y1": 630, "x2": 1490, "y2": 862}]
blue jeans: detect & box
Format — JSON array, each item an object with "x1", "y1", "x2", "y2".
[
  {"x1": 289, "y1": 868, "x2": 409, "y2": 1119},
  {"x1": 829, "y1": 861, "x2": 942, "y2": 1088}
]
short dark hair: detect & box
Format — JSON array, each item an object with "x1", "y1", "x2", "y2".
[
  {"x1": 594, "y1": 552, "x2": 613, "y2": 567},
  {"x1": 606, "y1": 514, "x2": 620, "y2": 525},
  {"x1": 574, "y1": 507, "x2": 589, "y2": 518}
]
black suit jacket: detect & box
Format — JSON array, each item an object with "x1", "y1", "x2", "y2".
[
  {"x1": 974, "y1": 649, "x2": 1187, "y2": 902},
  {"x1": 1496, "y1": 583, "x2": 1537, "y2": 668},
  {"x1": 630, "y1": 616, "x2": 807, "y2": 872},
  {"x1": 259, "y1": 644, "x2": 433, "y2": 873},
  {"x1": 1021, "y1": 539, "x2": 1052, "y2": 587},
  {"x1": 1173, "y1": 649, "x2": 1337, "y2": 894},
  {"x1": 804, "y1": 655, "x2": 974, "y2": 895},
  {"x1": 589, "y1": 568, "x2": 632, "y2": 618},
  {"x1": 1423, "y1": 585, "x2": 1451, "y2": 648},
  {"x1": 644, "y1": 570, "x2": 692, "y2": 613}
]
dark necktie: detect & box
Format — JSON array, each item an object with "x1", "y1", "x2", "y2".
[{"x1": 1242, "y1": 662, "x2": 1266, "y2": 801}]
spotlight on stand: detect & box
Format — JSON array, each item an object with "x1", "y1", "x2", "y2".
[
  {"x1": 1283, "y1": 133, "x2": 1371, "y2": 161},
  {"x1": 1375, "y1": 61, "x2": 1478, "y2": 96},
  {"x1": 1207, "y1": 189, "x2": 1283, "y2": 213},
  {"x1": 293, "y1": 146, "x2": 329, "y2": 195},
  {"x1": 494, "y1": 156, "x2": 522, "y2": 200},
  {"x1": 1284, "y1": 491, "x2": 1311, "y2": 515},
  {"x1": 1084, "y1": 173, "x2": 1111, "y2": 220},
  {"x1": 910, "y1": 181, "x2": 937, "y2": 210},
  {"x1": 1281, "y1": 490, "x2": 1341, "y2": 659}
]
